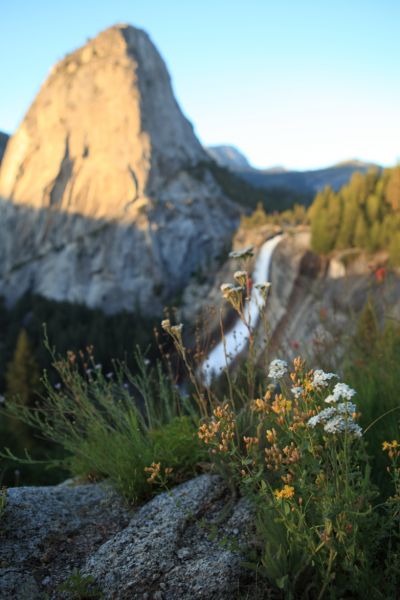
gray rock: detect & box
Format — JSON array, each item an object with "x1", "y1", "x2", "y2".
[
  {"x1": 82, "y1": 474, "x2": 253, "y2": 599},
  {"x1": 0, "y1": 475, "x2": 254, "y2": 599},
  {"x1": 0, "y1": 482, "x2": 131, "y2": 598},
  {"x1": 0, "y1": 569, "x2": 41, "y2": 600}
]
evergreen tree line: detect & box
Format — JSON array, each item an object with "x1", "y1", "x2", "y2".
[
  {"x1": 309, "y1": 166, "x2": 400, "y2": 264},
  {"x1": 0, "y1": 292, "x2": 158, "y2": 399}
]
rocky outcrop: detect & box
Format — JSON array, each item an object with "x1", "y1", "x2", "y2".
[
  {"x1": 0, "y1": 24, "x2": 239, "y2": 314},
  {"x1": 83, "y1": 475, "x2": 252, "y2": 599},
  {"x1": 267, "y1": 232, "x2": 400, "y2": 363},
  {"x1": 0, "y1": 481, "x2": 132, "y2": 599},
  {"x1": 0, "y1": 475, "x2": 253, "y2": 599}
]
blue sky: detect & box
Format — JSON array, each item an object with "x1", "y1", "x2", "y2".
[{"x1": 1, "y1": 0, "x2": 399, "y2": 170}]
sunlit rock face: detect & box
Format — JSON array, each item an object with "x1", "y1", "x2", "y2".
[{"x1": 0, "y1": 24, "x2": 239, "y2": 314}]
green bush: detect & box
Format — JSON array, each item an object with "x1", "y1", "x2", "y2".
[{"x1": 1, "y1": 340, "x2": 204, "y2": 503}]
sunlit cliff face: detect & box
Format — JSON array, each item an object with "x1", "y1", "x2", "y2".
[{"x1": 0, "y1": 24, "x2": 239, "y2": 315}]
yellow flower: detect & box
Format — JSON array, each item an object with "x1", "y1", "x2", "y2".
[
  {"x1": 383, "y1": 440, "x2": 399, "y2": 451},
  {"x1": 383, "y1": 440, "x2": 400, "y2": 460},
  {"x1": 274, "y1": 485, "x2": 295, "y2": 500},
  {"x1": 144, "y1": 462, "x2": 161, "y2": 484},
  {"x1": 272, "y1": 395, "x2": 292, "y2": 415},
  {"x1": 243, "y1": 436, "x2": 259, "y2": 452},
  {"x1": 253, "y1": 398, "x2": 267, "y2": 412}
]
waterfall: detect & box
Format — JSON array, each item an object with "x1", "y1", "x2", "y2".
[{"x1": 200, "y1": 234, "x2": 283, "y2": 385}]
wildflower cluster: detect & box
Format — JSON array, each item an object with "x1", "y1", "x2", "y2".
[
  {"x1": 220, "y1": 283, "x2": 243, "y2": 311},
  {"x1": 312, "y1": 369, "x2": 337, "y2": 389},
  {"x1": 383, "y1": 440, "x2": 400, "y2": 460},
  {"x1": 161, "y1": 319, "x2": 183, "y2": 342},
  {"x1": 383, "y1": 440, "x2": 400, "y2": 499},
  {"x1": 220, "y1": 244, "x2": 266, "y2": 316},
  {"x1": 307, "y1": 380, "x2": 362, "y2": 437},
  {"x1": 144, "y1": 462, "x2": 173, "y2": 486},
  {"x1": 268, "y1": 359, "x2": 288, "y2": 380},
  {"x1": 254, "y1": 281, "x2": 271, "y2": 300},
  {"x1": 198, "y1": 403, "x2": 235, "y2": 453},
  {"x1": 274, "y1": 484, "x2": 295, "y2": 500},
  {"x1": 196, "y1": 356, "x2": 384, "y2": 597}
]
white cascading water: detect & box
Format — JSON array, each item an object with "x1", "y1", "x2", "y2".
[{"x1": 200, "y1": 234, "x2": 284, "y2": 385}]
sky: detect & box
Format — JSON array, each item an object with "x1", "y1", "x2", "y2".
[{"x1": 1, "y1": 0, "x2": 399, "y2": 170}]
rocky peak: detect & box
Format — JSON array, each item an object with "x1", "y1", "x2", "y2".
[
  {"x1": 0, "y1": 25, "x2": 239, "y2": 314},
  {"x1": 0, "y1": 24, "x2": 206, "y2": 219},
  {"x1": 206, "y1": 145, "x2": 252, "y2": 171}
]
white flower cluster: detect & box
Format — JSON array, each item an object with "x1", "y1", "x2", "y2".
[
  {"x1": 337, "y1": 401, "x2": 357, "y2": 414},
  {"x1": 291, "y1": 386, "x2": 304, "y2": 398},
  {"x1": 312, "y1": 369, "x2": 338, "y2": 389},
  {"x1": 268, "y1": 359, "x2": 288, "y2": 380},
  {"x1": 323, "y1": 417, "x2": 362, "y2": 437},
  {"x1": 324, "y1": 383, "x2": 356, "y2": 404},
  {"x1": 307, "y1": 407, "x2": 337, "y2": 428},
  {"x1": 307, "y1": 394, "x2": 362, "y2": 437}
]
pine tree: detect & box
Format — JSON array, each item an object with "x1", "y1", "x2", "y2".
[
  {"x1": 310, "y1": 187, "x2": 340, "y2": 254},
  {"x1": 385, "y1": 166, "x2": 400, "y2": 211},
  {"x1": 335, "y1": 191, "x2": 358, "y2": 249},
  {"x1": 5, "y1": 329, "x2": 41, "y2": 406},
  {"x1": 389, "y1": 231, "x2": 400, "y2": 266},
  {"x1": 366, "y1": 193, "x2": 381, "y2": 223},
  {"x1": 353, "y1": 212, "x2": 369, "y2": 248},
  {"x1": 368, "y1": 221, "x2": 382, "y2": 252}
]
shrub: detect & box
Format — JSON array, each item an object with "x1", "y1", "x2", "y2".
[{"x1": 1, "y1": 340, "x2": 205, "y2": 503}]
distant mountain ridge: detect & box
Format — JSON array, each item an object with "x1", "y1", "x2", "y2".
[
  {"x1": 206, "y1": 145, "x2": 380, "y2": 195},
  {"x1": 206, "y1": 145, "x2": 251, "y2": 170}
]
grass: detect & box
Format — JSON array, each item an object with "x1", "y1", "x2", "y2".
[
  {"x1": 344, "y1": 302, "x2": 400, "y2": 494},
  {"x1": 0, "y1": 486, "x2": 6, "y2": 519},
  {"x1": 1, "y1": 338, "x2": 205, "y2": 503}
]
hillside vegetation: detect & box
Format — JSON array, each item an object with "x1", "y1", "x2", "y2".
[{"x1": 309, "y1": 166, "x2": 400, "y2": 264}]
